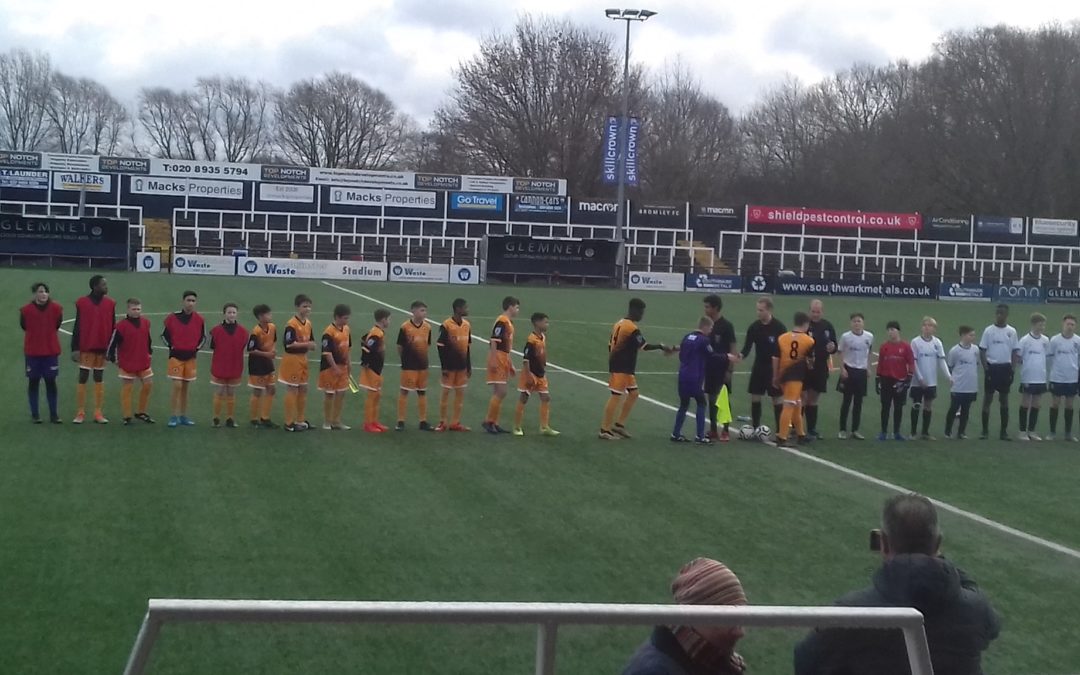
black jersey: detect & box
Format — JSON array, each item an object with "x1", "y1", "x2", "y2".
[
  {"x1": 741, "y1": 318, "x2": 787, "y2": 371},
  {"x1": 808, "y1": 319, "x2": 838, "y2": 366},
  {"x1": 707, "y1": 316, "x2": 737, "y2": 375}
]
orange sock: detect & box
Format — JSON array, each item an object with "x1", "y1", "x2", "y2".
[
  {"x1": 514, "y1": 400, "x2": 526, "y2": 428},
  {"x1": 121, "y1": 381, "x2": 134, "y2": 419},
  {"x1": 296, "y1": 390, "x2": 308, "y2": 423},
  {"x1": 602, "y1": 395, "x2": 620, "y2": 431},
  {"x1": 284, "y1": 389, "x2": 297, "y2": 426},
  {"x1": 76, "y1": 382, "x2": 87, "y2": 414},
  {"x1": 138, "y1": 381, "x2": 152, "y2": 415},
  {"x1": 439, "y1": 388, "x2": 450, "y2": 424},
  {"x1": 261, "y1": 393, "x2": 274, "y2": 420},
  {"x1": 417, "y1": 394, "x2": 428, "y2": 422},
  {"x1": 617, "y1": 390, "x2": 639, "y2": 427},
  {"x1": 250, "y1": 394, "x2": 260, "y2": 421},
  {"x1": 539, "y1": 400, "x2": 551, "y2": 428},
  {"x1": 778, "y1": 405, "x2": 795, "y2": 441},
  {"x1": 171, "y1": 382, "x2": 183, "y2": 415},
  {"x1": 793, "y1": 404, "x2": 806, "y2": 437},
  {"x1": 452, "y1": 389, "x2": 465, "y2": 426},
  {"x1": 486, "y1": 396, "x2": 502, "y2": 424},
  {"x1": 397, "y1": 392, "x2": 408, "y2": 422},
  {"x1": 213, "y1": 393, "x2": 223, "y2": 419},
  {"x1": 323, "y1": 395, "x2": 334, "y2": 426},
  {"x1": 94, "y1": 381, "x2": 105, "y2": 414},
  {"x1": 226, "y1": 394, "x2": 236, "y2": 419},
  {"x1": 371, "y1": 391, "x2": 382, "y2": 424}
]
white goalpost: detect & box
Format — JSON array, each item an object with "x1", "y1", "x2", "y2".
[{"x1": 122, "y1": 599, "x2": 934, "y2": 675}]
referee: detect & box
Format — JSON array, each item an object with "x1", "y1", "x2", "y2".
[
  {"x1": 703, "y1": 294, "x2": 737, "y2": 441},
  {"x1": 804, "y1": 299, "x2": 837, "y2": 439},
  {"x1": 979, "y1": 303, "x2": 1020, "y2": 440}
]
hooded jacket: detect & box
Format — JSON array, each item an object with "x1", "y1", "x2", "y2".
[
  {"x1": 794, "y1": 554, "x2": 1000, "y2": 675},
  {"x1": 623, "y1": 627, "x2": 746, "y2": 675}
]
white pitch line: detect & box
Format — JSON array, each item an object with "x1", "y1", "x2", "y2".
[{"x1": 323, "y1": 280, "x2": 1080, "y2": 563}]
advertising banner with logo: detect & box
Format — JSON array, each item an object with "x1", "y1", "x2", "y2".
[
  {"x1": 172, "y1": 254, "x2": 237, "y2": 276},
  {"x1": 685, "y1": 273, "x2": 742, "y2": 293},
  {"x1": 1047, "y1": 288, "x2": 1080, "y2": 304},
  {"x1": 258, "y1": 183, "x2": 314, "y2": 203},
  {"x1": 260, "y1": 165, "x2": 310, "y2": 183},
  {"x1": 632, "y1": 202, "x2": 684, "y2": 228},
  {"x1": 510, "y1": 194, "x2": 568, "y2": 221},
  {"x1": 389, "y1": 262, "x2": 450, "y2": 283},
  {"x1": 52, "y1": 172, "x2": 111, "y2": 192},
  {"x1": 43, "y1": 153, "x2": 99, "y2": 172},
  {"x1": 744, "y1": 274, "x2": 773, "y2": 294},
  {"x1": 994, "y1": 285, "x2": 1043, "y2": 304},
  {"x1": 236, "y1": 257, "x2": 387, "y2": 281},
  {"x1": 130, "y1": 177, "x2": 245, "y2": 200},
  {"x1": 938, "y1": 282, "x2": 993, "y2": 302},
  {"x1": 414, "y1": 173, "x2": 462, "y2": 191},
  {"x1": 136, "y1": 251, "x2": 161, "y2": 272},
  {"x1": 974, "y1": 215, "x2": 1025, "y2": 243},
  {"x1": 626, "y1": 116, "x2": 640, "y2": 187},
  {"x1": 601, "y1": 116, "x2": 639, "y2": 187},
  {"x1": 627, "y1": 271, "x2": 684, "y2": 292},
  {"x1": 100, "y1": 157, "x2": 150, "y2": 174},
  {"x1": 450, "y1": 264, "x2": 480, "y2": 285},
  {"x1": 777, "y1": 277, "x2": 936, "y2": 299},
  {"x1": 571, "y1": 198, "x2": 618, "y2": 226},
  {"x1": 149, "y1": 158, "x2": 258, "y2": 180},
  {"x1": 309, "y1": 167, "x2": 414, "y2": 189},
  {"x1": 484, "y1": 235, "x2": 621, "y2": 278},
  {"x1": 0, "y1": 151, "x2": 42, "y2": 169},
  {"x1": 922, "y1": 215, "x2": 971, "y2": 242},
  {"x1": 511, "y1": 177, "x2": 564, "y2": 195},
  {"x1": 0, "y1": 169, "x2": 49, "y2": 190},
  {"x1": 328, "y1": 187, "x2": 439, "y2": 210},
  {"x1": 1029, "y1": 217, "x2": 1079, "y2": 246},
  {"x1": 459, "y1": 175, "x2": 513, "y2": 194},
  {"x1": 0, "y1": 214, "x2": 128, "y2": 258},
  {"x1": 691, "y1": 204, "x2": 743, "y2": 226},
  {"x1": 747, "y1": 205, "x2": 922, "y2": 231},
  {"x1": 448, "y1": 192, "x2": 505, "y2": 220}
]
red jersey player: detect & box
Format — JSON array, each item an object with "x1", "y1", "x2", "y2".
[
  {"x1": 209, "y1": 303, "x2": 249, "y2": 428},
  {"x1": 71, "y1": 274, "x2": 116, "y2": 424},
  {"x1": 107, "y1": 298, "x2": 155, "y2": 425},
  {"x1": 20, "y1": 282, "x2": 63, "y2": 423},
  {"x1": 162, "y1": 290, "x2": 206, "y2": 427}
]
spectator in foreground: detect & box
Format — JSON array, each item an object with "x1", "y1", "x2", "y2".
[
  {"x1": 793, "y1": 493, "x2": 1000, "y2": 675},
  {"x1": 622, "y1": 557, "x2": 748, "y2": 675}
]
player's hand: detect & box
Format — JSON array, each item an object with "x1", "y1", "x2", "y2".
[
  {"x1": 70, "y1": 350, "x2": 80, "y2": 363},
  {"x1": 827, "y1": 341, "x2": 837, "y2": 354},
  {"x1": 875, "y1": 377, "x2": 882, "y2": 395},
  {"x1": 728, "y1": 353, "x2": 742, "y2": 363},
  {"x1": 840, "y1": 367, "x2": 848, "y2": 380}
]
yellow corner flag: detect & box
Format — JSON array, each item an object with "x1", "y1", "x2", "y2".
[{"x1": 715, "y1": 385, "x2": 732, "y2": 425}]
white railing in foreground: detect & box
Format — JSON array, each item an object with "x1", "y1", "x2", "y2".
[{"x1": 122, "y1": 599, "x2": 934, "y2": 675}]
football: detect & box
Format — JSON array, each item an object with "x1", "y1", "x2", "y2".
[
  {"x1": 738, "y1": 424, "x2": 756, "y2": 440},
  {"x1": 755, "y1": 425, "x2": 772, "y2": 440}
]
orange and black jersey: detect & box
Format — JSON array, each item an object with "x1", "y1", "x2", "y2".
[
  {"x1": 491, "y1": 314, "x2": 514, "y2": 353},
  {"x1": 283, "y1": 316, "x2": 313, "y2": 355},
  {"x1": 397, "y1": 320, "x2": 431, "y2": 370},
  {"x1": 437, "y1": 317, "x2": 472, "y2": 372},
  {"x1": 777, "y1": 331, "x2": 816, "y2": 382},
  {"x1": 523, "y1": 332, "x2": 548, "y2": 377},
  {"x1": 246, "y1": 322, "x2": 277, "y2": 376},
  {"x1": 361, "y1": 325, "x2": 386, "y2": 375},
  {"x1": 608, "y1": 318, "x2": 654, "y2": 374},
  {"x1": 320, "y1": 324, "x2": 351, "y2": 371}
]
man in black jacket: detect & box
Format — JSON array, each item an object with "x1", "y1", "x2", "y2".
[{"x1": 794, "y1": 493, "x2": 1000, "y2": 675}]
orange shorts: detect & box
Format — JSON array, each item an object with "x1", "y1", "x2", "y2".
[
  {"x1": 248, "y1": 373, "x2": 276, "y2": 390},
  {"x1": 608, "y1": 373, "x2": 638, "y2": 394},
  {"x1": 518, "y1": 373, "x2": 549, "y2": 394},
  {"x1": 441, "y1": 370, "x2": 470, "y2": 389},
  {"x1": 318, "y1": 368, "x2": 350, "y2": 393},
  {"x1": 781, "y1": 380, "x2": 804, "y2": 404},
  {"x1": 359, "y1": 367, "x2": 383, "y2": 392},
  {"x1": 400, "y1": 369, "x2": 429, "y2": 392},
  {"x1": 486, "y1": 352, "x2": 513, "y2": 384},
  {"x1": 119, "y1": 368, "x2": 153, "y2": 380},
  {"x1": 211, "y1": 376, "x2": 242, "y2": 387},
  {"x1": 167, "y1": 357, "x2": 197, "y2": 381},
  {"x1": 278, "y1": 357, "x2": 309, "y2": 387},
  {"x1": 79, "y1": 352, "x2": 106, "y2": 370}
]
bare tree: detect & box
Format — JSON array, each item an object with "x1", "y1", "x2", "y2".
[
  {"x1": 197, "y1": 76, "x2": 271, "y2": 162},
  {"x1": 433, "y1": 15, "x2": 643, "y2": 194},
  {"x1": 45, "y1": 73, "x2": 129, "y2": 154},
  {"x1": 275, "y1": 72, "x2": 409, "y2": 169},
  {"x1": 0, "y1": 49, "x2": 52, "y2": 151},
  {"x1": 137, "y1": 87, "x2": 195, "y2": 159}
]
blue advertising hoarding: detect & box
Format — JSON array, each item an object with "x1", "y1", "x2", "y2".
[
  {"x1": 685, "y1": 273, "x2": 742, "y2": 293},
  {"x1": 601, "y1": 116, "x2": 640, "y2": 187}
]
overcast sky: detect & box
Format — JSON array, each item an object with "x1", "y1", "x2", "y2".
[{"x1": 2, "y1": 0, "x2": 1079, "y2": 122}]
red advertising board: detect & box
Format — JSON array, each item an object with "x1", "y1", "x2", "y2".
[{"x1": 747, "y1": 205, "x2": 922, "y2": 230}]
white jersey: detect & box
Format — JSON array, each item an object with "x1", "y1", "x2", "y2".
[
  {"x1": 979, "y1": 323, "x2": 1019, "y2": 364},
  {"x1": 910, "y1": 335, "x2": 949, "y2": 387},
  {"x1": 1017, "y1": 333, "x2": 1049, "y2": 384},
  {"x1": 839, "y1": 330, "x2": 874, "y2": 370},
  {"x1": 1048, "y1": 333, "x2": 1080, "y2": 383},
  {"x1": 947, "y1": 344, "x2": 980, "y2": 394}
]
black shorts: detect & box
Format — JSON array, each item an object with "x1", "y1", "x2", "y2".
[
  {"x1": 879, "y1": 376, "x2": 909, "y2": 405},
  {"x1": 1019, "y1": 383, "x2": 1047, "y2": 395},
  {"x1": 748, "y1": 366, "x2": 780, "y2": 398},
  {"x1": 704, "y1": 369, "x2": 729, "y2": 395},
  {"x1": 1050, "y1": 382, "x2": 1079, "y2": 398},
  {"x1": 984, "y1": 364, "x2": 1014, "y2": 394},
  {"x1": 836, "y1": 367, "x2": 868, "y2": 397},
  {"x1": 950, "y1": 392, "x2": 977, "y2": 405},
  {"x1": 804, "y1": 365, "x2": 830, "y2": 394},
  {"x1": 909, "y1": 386, "x2": 938, "y2": 404}
]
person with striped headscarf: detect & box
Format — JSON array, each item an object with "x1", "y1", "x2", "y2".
[{"x1": 622, "y1": 557, "x2": 748, "y2": 675}]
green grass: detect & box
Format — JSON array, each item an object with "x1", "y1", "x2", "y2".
[{"x1": 2, "y1": 268, "x2": 1079, "y2": 674}]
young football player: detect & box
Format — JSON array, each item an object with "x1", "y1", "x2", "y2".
[
  {"x1": 360, "y1": 309, "x2": 391, "y2": 433},
  {"x1": 979, "y1": 304, "x2": 1019, "y2": 441},
  {"x1": 837, "y1": 312, "x2": 873, "y2": 439},
  {"x1": 484, "y1": 296, "x2": 520, "y2": 434},
  {"x1": 944, "y1": 326, "x2": 979, "y2": 439},
  {"x1": 600, "y1": 298, "x2": 671, "y2": 440},
  {"x1": 162, "y1": 290, "x2": 205, "y2": 427},
  {"x1": 247, "y1": 304, "x2": 278, "y2": 428},
  {"x1": 318, "y1": 304, "x2": 352, "y2": 431},
  {"x1": 209, "y1": 303, "x2": 248, "y2": 428},
  {"x1": 436, "y1": 298, "x2": 472, "y2": 432},
  {"x1": 397, "y1": 300, "x2": 433, "y2": 431},
  {"x1": 1046, "y1": 314, "x2": 1080, "y2": 441},
  {"x1": 513, "y1": 312, "x2": 559, "y2": 436},
  {"x1": 773, "y1": 312, "x2": 816, "y2": 448},
  {"x1": 107, "y1": 298, "x2": 155, "y2": 425},
  {"x1": 909, "y1": 317, "x2": 950, "y2": 441},
  {"x1": 1017, "y1": 312, "x2": 1049, "y2": 440},
  {"x1": 71, "y1": 274, "x2": 116, "y2": 424},
  {"x1": 876, "y1": 320, "x2": 915, "y2": 441},
  {"x1": 280, "y1": 294, "x2": 316, "y2": 432},
  {"x1": 21, "y1": 282, "x2": 63, "y2": 424}
]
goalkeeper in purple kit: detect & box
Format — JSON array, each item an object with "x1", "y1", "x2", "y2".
[{"x1": 671, "y1": 316, "x2": 715, "y2": 444}]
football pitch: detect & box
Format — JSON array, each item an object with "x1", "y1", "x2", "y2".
[{"x1": 3, "y1": 268, "x2": 1080, "y2": 674}]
